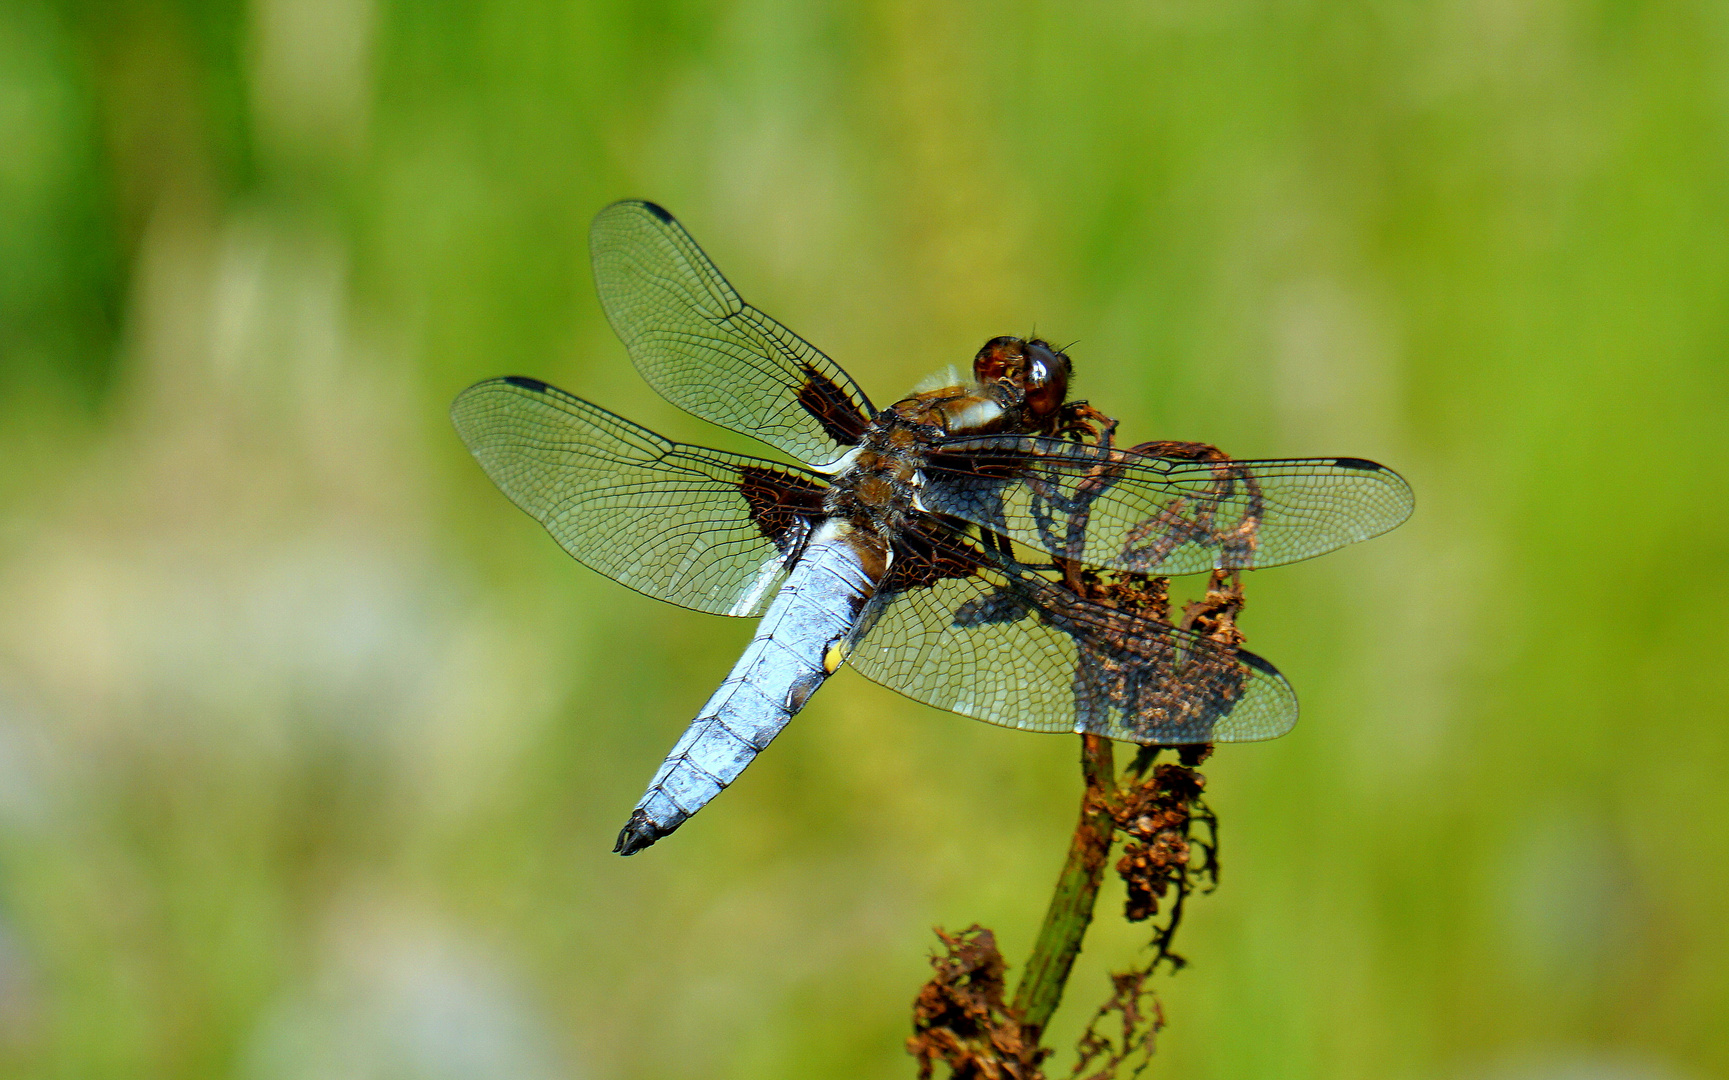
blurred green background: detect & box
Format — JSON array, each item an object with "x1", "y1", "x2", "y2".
[{"x1": 2, "y1": 0, "x2": 1726, "y2": 1077}]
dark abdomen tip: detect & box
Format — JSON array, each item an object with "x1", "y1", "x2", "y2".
[{"x1": 614, "y1": 809, "x2": 664, "y2": 856}]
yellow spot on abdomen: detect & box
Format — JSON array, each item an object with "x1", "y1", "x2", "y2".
[{"x1": 823, "y1": 638, "x2": 848, "y2": 674}]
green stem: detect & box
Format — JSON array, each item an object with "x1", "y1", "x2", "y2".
[{"x1": 1011, "y1": 733, "x2": 1118, "y2": 1040}]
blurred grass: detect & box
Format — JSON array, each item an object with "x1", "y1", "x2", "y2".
[{"x1": 1, "y1": 0, "x2": 1727, "y2": 1077}]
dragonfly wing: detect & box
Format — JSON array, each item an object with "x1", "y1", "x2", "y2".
[
  {"x1": 590, "y1": 200, "x2": 875, "y2": 468},
  {"x1": 920, "y1": 437, "x2": 1413, "y2": 576},
  {"x1": 452, "y1": 376, "x2": 827, "y2": 617},
  {"x1": 846, "y1": 523, "x2": 1297, "y2": 744}
]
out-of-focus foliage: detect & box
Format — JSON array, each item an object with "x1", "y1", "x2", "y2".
[{"x1": 0, "y1": 0, "x2": 1725, "y2": 1077}]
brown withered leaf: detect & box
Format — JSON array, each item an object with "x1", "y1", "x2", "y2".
[
  {"x1": 1180, "y1": 569, "x2": 1245, "y2": 648},
  {"x1": 909, "y1": 926, "x2": 1048, "y2": 1080},
  {"x1": 1112, "y1": 764, "x2": 1206, "y2": 924}
]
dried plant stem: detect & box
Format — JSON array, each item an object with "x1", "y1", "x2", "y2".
[{"x1": 1011, "y1": 733, "x2": 1118, "y2": 1040}]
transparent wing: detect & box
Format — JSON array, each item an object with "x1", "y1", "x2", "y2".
[
  {"x1": 590, "y1": 200, "x2": 875, "y2": 468},
  {"x1": 452, "y1": 376, "x2": 827, "y2": 617},
  {"x1": 846, "y1": 526, "x2": 1296, "y2": 744},
  {"x1": 920, "y1": 437, "x2": 1413, "y2": 576}
]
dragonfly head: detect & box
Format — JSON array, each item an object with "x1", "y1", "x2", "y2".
[{"x1": 972, "y1": 337, "x2": 1073, "y2": 426}]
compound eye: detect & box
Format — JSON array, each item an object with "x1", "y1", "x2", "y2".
[{"x1": 1023, "y1": 352, "x2": 1068, "y2": 418}]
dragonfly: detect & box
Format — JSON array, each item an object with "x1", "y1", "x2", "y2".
[{"x1": 452, "y1": 201, "x2": 1413, "y2": 855}]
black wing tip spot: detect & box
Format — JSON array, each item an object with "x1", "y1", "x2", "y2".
[
  {"x1": 1333, "y1": 457, "x2": 1384, "y2": 472},
  {"x1": 1236, "y1": 648, "x2": 1283, "y2": 678},
  {"x1": 502, "y1": 375, "x2": 550, "y2": 393},
  {"x1": 638, "y1": 201, "x2": 675, "y2": 223}
]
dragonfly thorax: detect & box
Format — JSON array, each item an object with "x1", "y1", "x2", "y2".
[
  {"x1": 824, "y1": 356, "x2": 1064, "y2": 538},
  {"x1": 822, "y1": 410, "x2": 937, "y2": 538}
]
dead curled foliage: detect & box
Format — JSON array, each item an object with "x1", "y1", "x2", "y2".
[
  {"x1": 910, "y1": 753, "x2": 1220, "y2": 1080},
  {"x1": 1067, "y1": 969, "x2": 1164, "y2": 1080},
  {"x1": 1181, "y1": 569, "x2": 1246, "y2": 650},
  {"x1": 909, "y1": 926, "x2": 1049, "y2": 1080},
  {"x1": 1106, "y1": 570, "x2": 1229, "y2": 935},
  {"x1": 1059, "y1": 755, "x2": 1216, "y2": 1079},
  {"x1": 1113, "y1": 763, "x2": 1207, "y2": 925}
]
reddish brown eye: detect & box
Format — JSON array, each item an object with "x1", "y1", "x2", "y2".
[{"x1": 1023, "y1": 347, "x2": 1070, "y2": 418}]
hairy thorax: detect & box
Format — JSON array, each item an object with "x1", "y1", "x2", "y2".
[{"x1": 823, "y1": 382, "x2": 1016, "y2": 540}]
